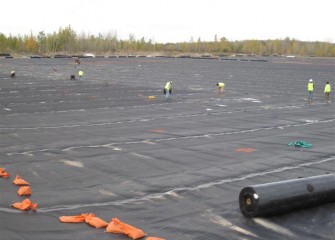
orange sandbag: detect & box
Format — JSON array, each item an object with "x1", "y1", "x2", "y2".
[
  {"x1": 0, "y1": 168, "x2": 10, "y2": 178},
  {"x1": 0, "y1": 171, "x2": 10, "y2": 178},
  {"x1": 59, "y1": 213, "x2": 93, "y2": 223},
  {"x1": 112, "y1": 218, "x2": 146, "y2": 239},
  {"x1": 146, "y1": 238, "x2": 166, "y2": 240},
  {"x1": 85, "y1": 214, "x2": 108, "y2": 228},
  {"x1": 105, "y1": 219, "x2": 123, "y2": 234},
  {"x1": 11, "y1": 198, "x2": 37, "y2": 211},
  {"x1": 17, "y1": 186, "x2": 32, "y2": 196},
  {"x1": 13, "y1": 175, "x2": 30, "y2": 186}
]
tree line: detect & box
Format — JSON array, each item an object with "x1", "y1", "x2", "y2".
[{"x1": 0, "y1": 26, "x2": 334, "y2": 57}]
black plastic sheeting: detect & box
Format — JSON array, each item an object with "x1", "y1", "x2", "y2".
[
  {"x1": 239, "y1": 174, "x2": 335, "y2": 218},
  {"x1": 0, "y1": 57, "x2": 334, "y2": 239}
]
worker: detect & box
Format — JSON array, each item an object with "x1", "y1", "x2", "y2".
[
  {"x1": 217, "y1": 82, "x2": 225, "y2": 93},
  {"x1": 164, "y1": 81, "x2": 173, "y2": 100},
  {"x1": 324, "y1": 81, "x2": 331, "y2": 102},
  {"x1": 78, "y1": 71, "x2": 84, "y2": 80},
  {"x1": 75, "y1": 57, "x2": 81, "y2": 66},
  {"x1": 307, "y1": 79, "x2": 314, "y2": 102},
  {"x1": 10, "y1": 71, "x2": 15, "y2": 78}
]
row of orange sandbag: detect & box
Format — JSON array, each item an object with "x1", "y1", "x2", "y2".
[
  {"x1": 3, "y1": 169, "x2": 164, "y2": 239},
  {"x1": 1, "y1": 168, "x2": 32, "y2": 194},
  {"x1": 12, "y1": 175, "x2": 38, "y2": 210},
  {"x1": 1, "y1": 168, "x2": 38, "y2": 211},
  {"x1": 13, "y1": 175, "x2": 33, "y2": 196},
  {"x1": 59, "y1": 213, "x2": 165, "y2": 240},
  {"x1": 1, "y1": 168, "x2": 31, "y2": 185}
]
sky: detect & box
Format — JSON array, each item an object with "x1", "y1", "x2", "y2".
[{"x1": 0, "y1": 0, "x2": 334, "y2": 43}]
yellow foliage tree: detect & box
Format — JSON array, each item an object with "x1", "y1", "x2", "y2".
[{"x1": 25, "y1": 34, "x2": 37, "y2": 52}]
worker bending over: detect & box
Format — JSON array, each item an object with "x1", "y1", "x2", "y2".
[
  {"x1": 164, "y1": 81, "x2": 173, "y2": 100},
  {"x1": 217, "y1": 82, "x2": 225, "y2": 93}
]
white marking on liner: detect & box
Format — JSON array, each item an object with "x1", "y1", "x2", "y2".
[
  {"x1": 59, "y1": 160, "x2": 84, "y2": 168},
  {"x1": 130, "y1": 152, "x2": 153, "y2": 159},
  {"x1": 204, "y1": 210, "x2": 259, "y2": 238},
  {"x1": 253, "y1": 218, "x2": 297, "y2": 238},
  {"x1": 99, "y1": 189, "x2": 117, "y2": 196}
]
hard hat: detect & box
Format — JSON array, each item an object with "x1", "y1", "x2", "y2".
[
  {"x1": 170, "y1": 81, "x2": 173, "y2": 84},
  {"x1": 309, "y1": 79, "x2": 313, "y2": 82}
]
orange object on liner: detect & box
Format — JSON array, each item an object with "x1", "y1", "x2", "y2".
[
  {"x1": 59, "y1": 213, "x2": 108, "y2": 228},
  {"x1": 111, "y1": 218, "x2": 146, "y2": 239},
  {"x1": 13, "y1": 175, "x2": 30, "y2": 186},
  {"x1": 11, "y1": 198, "x2": 37, "y2": 211},
  {"x1": 59, "y1": 213, "x2": 93, "y2": 223},
  {"x1": 85, "y1": 214, "x2": 108, "y2": 228},
  {"x1": 106, "y1": 219, "x2": 123, "y2": 234},
  {"x1": 17, "y1": 186, "x2": 32, "y2": 196},
  {"x1": 0, "y1": 168, "x2": 10, "y2": 178}
]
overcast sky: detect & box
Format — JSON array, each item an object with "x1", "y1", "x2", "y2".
[{"x1": 1, "y1": 0, "x2": 334, "y2": 43}]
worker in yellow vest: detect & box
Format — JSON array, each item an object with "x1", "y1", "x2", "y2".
[
  {"x1": 78, "y1": 71, "x2": 84, "y2": 80},
  {"x1": 217, "y1": 82, "x2": 225, "y2": 93},
  {"x1": 324, "y1": 81, "x2": 331, "y2": 102},
  {"x1": 307, "y1": 79, "x2": 314, "y2": 102},
  {"x1": 164, "y1": 81, "x2": 172, "y2": 100}
]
